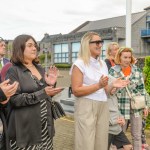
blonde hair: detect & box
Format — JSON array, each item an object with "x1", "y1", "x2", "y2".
[
  {"x1": 106, "y1": 42, "x2": 119, "y2": 59},
  {"x1": 78, "y1": 31, "x2": 100, "y2": 65},
  {"x1": 115, "y1": 47, "x2": 135, "y2": 64}
]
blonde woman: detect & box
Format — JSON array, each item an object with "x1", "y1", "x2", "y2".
[
  {"x1": 105, "y1": 42, "x2": 119, "y2": 70},
  {"x1": 109, "y1": 47, "x2": 149, "y2": 150},
  {"x1": 70, "y1": 32, "x2": 129, "y2": 150}
]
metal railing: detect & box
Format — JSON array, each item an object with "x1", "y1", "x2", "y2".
[{"x1": 141, "y1": 29, "x2": 150, "y2": 37}]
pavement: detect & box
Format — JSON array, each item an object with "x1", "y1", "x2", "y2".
[
  {"x1": 53, "y1": 118, "x2": 74, "y2": 150},
  {"x1": 52, "y1": 70, "x2": 75, "y2": 150}
]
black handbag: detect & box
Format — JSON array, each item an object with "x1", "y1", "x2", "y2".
[{"x1": 50, "y1": 100, "x2": 66, "y2": 120}]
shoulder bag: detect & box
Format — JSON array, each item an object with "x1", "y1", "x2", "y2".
[
  {"x1": 125, "y1": 86, "x2": 146, "y2": 110},
  {"x1": 50, "y1": 99, "x2": 66, "y2": 120},
  {"x1": 120, "y1": 72, "x2": 146, "y2": 109}
]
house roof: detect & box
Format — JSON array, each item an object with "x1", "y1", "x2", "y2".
[
  {"x1": 70, "y1": 11, "x2": 146, "y2": 33},
  {"x1": 41, "y1": 33, "x2": 62, "y2": 42}
]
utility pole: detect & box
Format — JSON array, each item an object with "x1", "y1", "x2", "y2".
[{"x1": 126, "y1": 0, "x2": 132, "y2": 47}]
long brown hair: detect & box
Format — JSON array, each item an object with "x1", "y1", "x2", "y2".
[{"x1": 11, "y1": 34, "x2": 39, "y2": 65}]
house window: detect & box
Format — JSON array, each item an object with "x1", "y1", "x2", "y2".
[
  {"x1": 72, "y1": 42, "x2": 80, "y2": 63},
  {"x1": 101, "y1": 40, "x2": 112, "y2": 60},
  {"x1": 146, "y1": 16, "x2": 150, "y2": 29},
  {"x1": 54, "y1": 44, "x2": 69, "y2": 63}
]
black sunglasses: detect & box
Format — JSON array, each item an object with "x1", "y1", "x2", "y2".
[{"x1": 89, "y1": 40, "x2": 104, "y2": 46}]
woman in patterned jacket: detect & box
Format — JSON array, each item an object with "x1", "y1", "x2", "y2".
[{"x1": 109, "y1": 47, "x2": 149, "y2": 150}]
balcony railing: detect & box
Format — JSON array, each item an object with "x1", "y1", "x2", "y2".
[{"x1": 141, "y1": 29, "x2": 150, "y2": 37}]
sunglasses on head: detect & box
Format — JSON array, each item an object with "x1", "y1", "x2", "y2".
[{"x1": 89, "y1": 40, "x2": 104, "y2": 46}]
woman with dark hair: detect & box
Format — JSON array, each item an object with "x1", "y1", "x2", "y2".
[{"x1": 6, "y1": 34, "x2": 63, "y2": 149}]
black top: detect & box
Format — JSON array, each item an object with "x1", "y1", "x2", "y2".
[
  {"x1": 0, "y1": 89, "x2": 7, "y2": 102},
  {"x1": 6, "y1": 63, "x2": 54, "y2": 148},
  {"x1": 105, "y1": 59, "x2": 112, "y2": 71}
]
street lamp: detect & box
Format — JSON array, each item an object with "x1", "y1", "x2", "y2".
[{"x1": 44, "y1": 48, "x2": 48, "y2": 73}]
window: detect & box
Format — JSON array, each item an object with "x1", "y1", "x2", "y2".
[
  {"x1": 100, "y1": 40, "x2": 111, "y2": 60},
  {"x1": 54, "y1": 44, "x2": 69, "y2": 63},
  {"x1": 72, "y1": 42, "x2": 80, "y2": 63},
  {"x1": 146, "y1": 16, "x2": 150, "y2": 29}
]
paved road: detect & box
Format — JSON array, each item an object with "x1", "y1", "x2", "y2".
[{"x1": 53, "y1": 118, "x2": 74, "y2": 150}]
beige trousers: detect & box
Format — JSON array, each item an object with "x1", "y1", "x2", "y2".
[{"x1": 74, "y1": 98, "x2": 109, "y2": 150}]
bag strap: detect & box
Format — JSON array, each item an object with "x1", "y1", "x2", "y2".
[{"x1": 120, "y1": 71, "x2": 133, "y2": 99}]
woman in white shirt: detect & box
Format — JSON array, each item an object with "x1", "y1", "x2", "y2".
[{"x1": 70, "y1": 32, "x2": 129, "y2": 150}]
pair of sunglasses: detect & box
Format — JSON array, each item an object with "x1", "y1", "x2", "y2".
[{"x1": 89, "y1": 40, "x2": 104, "y2": 46}]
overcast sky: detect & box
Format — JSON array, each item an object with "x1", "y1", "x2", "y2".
[{"x1": 0, "y1": 0, "x2": 149, "y2": 41}]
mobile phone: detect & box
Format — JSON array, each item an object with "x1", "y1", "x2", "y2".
[{"x1": 54, "y1": 87, "x2": 65, "y2": 91}]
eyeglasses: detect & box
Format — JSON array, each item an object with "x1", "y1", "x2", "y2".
[{"x1": 89, "y1": 40, "x2": 104, "y2": 46}]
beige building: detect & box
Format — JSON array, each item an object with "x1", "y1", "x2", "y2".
[{"x1": 40, "y1": 6, "x2": 150, "y2": 64}]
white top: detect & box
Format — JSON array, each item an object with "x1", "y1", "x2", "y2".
[{"x1": 70, "y1": 57, "x2": 108, "y2": 101}]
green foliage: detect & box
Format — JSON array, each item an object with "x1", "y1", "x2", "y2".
[
  {"x1": 143, "y1": 56, "x2": 150, "y2": 95},
  {"x1": 38, "y1": 54, "x2": 51, "y2": 64},
  {"x1": 39, "y1": 54, "x2": 45, "y2": 64},
  {"x1": 146, "y1": 114, "x2": 150, "y2": 129},
  {"x1": 54, "y1": 63, "x2": 71, "y2": 68},
  {"x1": 143, "y1": 56, "x2": 150, "y2": 129}
]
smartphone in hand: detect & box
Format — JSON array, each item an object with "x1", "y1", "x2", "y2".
[{"x1": 53, "y1": 87, "x2": 65, "y2": 91}]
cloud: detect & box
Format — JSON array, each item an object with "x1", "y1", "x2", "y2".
[{"x1": 0, "y1": 0, "x2": 149, "y2": 41}]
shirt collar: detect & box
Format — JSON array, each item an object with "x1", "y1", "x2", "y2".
[{"x1": 90, "y1": 57, "x2": 99, "y2": 63}]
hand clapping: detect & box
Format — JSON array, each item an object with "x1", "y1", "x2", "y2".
[
  {"x1": 0, "y1": 79, "x2": 19, "y2": 104},
  {"x1": 45, "y1": 65, "x2": 59, "y2": 86},
  {"x1": 99, "y1": 75, "x2": 108, "y2": 88},
  {"x1": 112, "y1": 78, "x2": 130, "y2": 88}
]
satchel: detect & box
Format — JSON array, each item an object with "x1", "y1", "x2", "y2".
[
  {"x1": 131, "y1": 95, "x2": 146, "y2": 110},
  {"x1": 50, "y1": 100, "x2": 66, "y2": 120},
  {"x1": 125, "y1": 86, "x2": 146, "y2": 109},
  {"x1": 120, "y1": 71, "x2": 146, "y2": 110}
]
